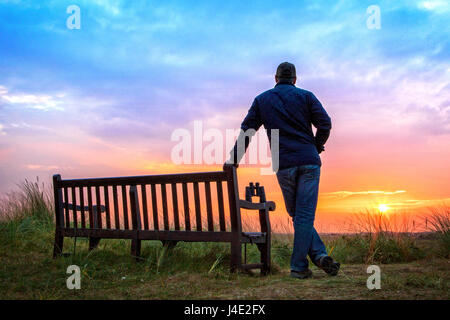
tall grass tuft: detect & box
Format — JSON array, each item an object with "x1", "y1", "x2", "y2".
[
  {"x1": 425, "y1": 205, "x2": 450, "y2": 258},
  {"x1": 0, "y1": 178, "x2": 53, "y2": 242},
  {"x1": 329, "y1": 209, "x2": 424, "y2": 264}
]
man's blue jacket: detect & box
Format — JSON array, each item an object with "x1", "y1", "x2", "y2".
[{"x1": 231, "y1": 82, "x2": 332, "y2": 170}]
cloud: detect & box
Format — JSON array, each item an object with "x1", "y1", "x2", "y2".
[
  {"x1": 0, "y1": 86, "x2": 64, "y2": 111},
  {"x1": 8, "y1": 122, "x2": 52, "y2": 131},
  {"x1": 418, "y1": 1, "x2": 449, "y2": 13},
  {"x1": 388, "y1": 197, "x2": 450, "y2": 208},
  {"x1": 25, "y1": 164, "x2": 59, "y2": 171},
  {"x1": 323, "y1": 190, "x2": 407, "y2": 199},
  {"x1": 0, "y1": 123, "x2": 6, "y2": 136},
  {"x1": 91, "y1": 0, "x2": 122, "y2": 16}
]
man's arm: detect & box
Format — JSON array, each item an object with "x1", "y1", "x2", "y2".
[
  {"x1": 309, "y1": 92, "x2": 331, "y2": 153},
  {"x1": 226, "y1": 98, "x2": 263, "y2": 166}
]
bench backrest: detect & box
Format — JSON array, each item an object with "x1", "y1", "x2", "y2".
[{"x1": 53, "y1": 166, "x2": 242, "y2": 233}]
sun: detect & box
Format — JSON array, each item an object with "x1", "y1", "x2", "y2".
[{"x1": 378, "y1": 204, "x2": 389, "y2": 213}]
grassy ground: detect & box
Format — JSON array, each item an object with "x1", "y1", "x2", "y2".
[
  {"x1": 0, "y1": 180, "x2": 449, "y2": 300},
  {"x1": 1, "y1": 226, "x2": 448, "y2": 299}
]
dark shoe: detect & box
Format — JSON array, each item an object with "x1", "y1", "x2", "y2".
[
  {"x1": 290, "y1": 269, "x2": 313, "y2": 279},
  {"x1": 314, "y1": 256, "x2": 340, "y2": 276}
]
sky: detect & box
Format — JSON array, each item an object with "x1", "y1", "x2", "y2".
[{"x1": 0, "y1": 0, "x2": 449, "y2": 232}]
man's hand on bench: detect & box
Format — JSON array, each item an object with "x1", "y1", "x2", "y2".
[{"x1": 223, "y1": 160, "x2": 239, "y2": 170}]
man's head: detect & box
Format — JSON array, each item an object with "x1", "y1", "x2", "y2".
[{"x1": 275, "y1": 62, "x2": 297, "y2": 84}]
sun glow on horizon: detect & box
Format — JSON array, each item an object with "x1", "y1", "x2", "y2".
[{"x1": 378, "y1": 204, "x2": 390, "y2": 213}]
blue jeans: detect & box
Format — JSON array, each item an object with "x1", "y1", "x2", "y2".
[{"x1": 276, "y1": 165, "x2": 328, "y2": 271}]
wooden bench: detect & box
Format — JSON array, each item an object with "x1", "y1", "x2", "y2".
[{"x1": 52, "y1": 166, "x2": 276, "y2": 274}]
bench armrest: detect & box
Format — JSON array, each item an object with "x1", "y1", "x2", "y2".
[{"x1": 239, "y1": 199, "x2": 276, "y2": 212}]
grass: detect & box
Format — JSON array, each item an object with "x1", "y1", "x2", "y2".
[
  {"x1": 0, "y1": 179, "x2": 449, "y2": 299},
  {"x1": 424, "y1": 206, "x2": 450, "y2": 258}
]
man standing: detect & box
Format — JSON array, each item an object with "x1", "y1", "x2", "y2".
[{"x1": 226, "y1": 62, "x2": 340, "y2": 279}]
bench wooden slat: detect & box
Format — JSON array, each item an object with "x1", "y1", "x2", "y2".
[
  {"x1": 87, "y1": 186, "x2": 94, "y2": 228},
  {"x1": 104, "y1": 185, "x2": 111, "y2": 229},
  {"x1": 205, "y1": 181, "x2": 214, "y2": 231},
  {"x1": 59, "y1": 228, "x2": 234, "y2": 242},
  {"x1": 161, "y1": 184, "x2": 170, "y2": 230},
  {"x1": 141, "y1": 184, "x2": 149, "y2": 230},
  {"x1": 71, "y1": 187, "x2": 78, "y2": 228},
  {"x1": 150, "y1": 184, "x2": 159, "y2": 230},
  {"x1": 171, "y1": 183, "x2": 180, "y2": 230},
  {"x1": 95, "y1": 186, "x2": 102, "y2": 229},
  {"x1": 138, "y1": 230, "x2": 234, "y2": 242},
  {"x1": 112, "y1": 185, "x2": 120, "y2": 229},
  {"x1": 129, "y1": 186, "x2": 142, "y2": 230},
  {"x1": 216, "y1": 181, "x2": 226, "y2": 231},
  {"x1": 193, "y1": 182, "x2": 202, "y2": 231},
  {"x1": 64, "y1": 187, "x2": 70, "y2": 228},
  {"x1": 79, "y1": 186, "x2": 86, "y2": 228},
  {"x1": 58, "y1": 171, "x2": 228, "y2": 188},
  {"x1": 60, "y1": 228, "x2": 136, "y2": 239},
  {"x1": 121, "y1": 185, "x2": 129, "y2": 230},
  {"x1": 59, "y1": 228, "x2": 264, "y2": 244},
  {"x1": 182, "y1": 182, "x2": 191, "y2": 231}
]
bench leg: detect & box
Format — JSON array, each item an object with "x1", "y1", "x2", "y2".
[
  {"x1": 257, "y1": 242, "x2": 271, "y2": 276},
  {"x1": 53, "y1": 230, "x2": 64, "y2": 258},
  {"x1": 131, "y1": 239, "x2": 141, "y2": 261},
  {"x1": 230, "y1": 241, "x2": 242, "y2": 273},
  {"x1": 89, "y1": 237, "x2": 101, "y2": 251}
]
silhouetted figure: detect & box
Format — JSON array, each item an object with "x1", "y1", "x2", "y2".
[{"x1": 226, "y1": 62, "x2": 340, "y2": 279}]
